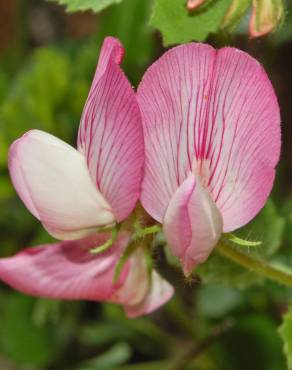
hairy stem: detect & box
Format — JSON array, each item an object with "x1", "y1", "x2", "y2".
[
  {"x1": 217, "y1": 240, "x2": 292, "y2": 287},
  {"x1": 134, "y1": 224, "x2": 161, "y2": 239}
]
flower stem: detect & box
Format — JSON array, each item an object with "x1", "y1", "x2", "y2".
[
  {"x1": 134, "y1": 224, "x2": 161, "y2": 239},
  {"x1": 217, "y1": 240, "x2": 292, "y2": 287},
  {"x1": 90, "y1": 227, "x2": 118, "y2": 254}
]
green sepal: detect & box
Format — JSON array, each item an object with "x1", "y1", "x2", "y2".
[
  {"x1": 90, "y1": 225, "x2": 119, "y2": 254},
  {"x1": 225, "y1": 233, "x2": 262, "y2": 247}
]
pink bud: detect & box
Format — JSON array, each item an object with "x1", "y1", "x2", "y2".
[
  {"x1": 186, "y1": 0, "x2": 206, "y2": 11},
  {"x1": 249, "y1": 0, "x2": 284, "y2": 38}
]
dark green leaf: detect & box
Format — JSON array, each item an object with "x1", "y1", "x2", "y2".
[
  {"x1": 279, "y1": 306, "x2": 292, "y2": 369},
  {"x1": 197, "y1": 284, "x2": 243, "y2": 318},
  {"x1": 196, "y1": 251, "x2": 264, "y2": 289},
  {"x1": 0, "y1": 294, "x2": 55, "y2": 366}
]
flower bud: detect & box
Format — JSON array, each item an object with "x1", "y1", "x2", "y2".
[
  {"x1": 249, "y1": 0, "x2": 284, "y2": 38},
  {"x1": 186, "y1": 0, "x2": 207, "y2": 11}
]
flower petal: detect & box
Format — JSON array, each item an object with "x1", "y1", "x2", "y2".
[
  {"x1": 206, "y1": 47, "x2": 280, "y2": 231},
  {"x1": 110, "y1": 249, "x2": 149, "y2": 306},
  {"x1": 124, "y1": 270, "x2": 174, "y2": 318},
  {"x1": 111, "y1": 249, "x2": 174, "y2": 317},
  {"x1": 138, "y1": 43, "x2": 280, "y2": 232},
  {"x1": 138, "y1": 43, "x2": 216, "y2": 222},
  {"x1": 78, "y1": 37, "x2": 144, "y2": 222},
  {"x1": 9, "y1": 130, "x2": 115, "y2": 240},
  {"x1": 163, "y1": 173, "x2": 223, "y2": 276},
  {"x1": 0, "y1": 232, "x2": 130, "y2": 301}
]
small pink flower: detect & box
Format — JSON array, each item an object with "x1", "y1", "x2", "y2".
[
  {"x1": 137, "y1": 43, "x2": 281, "y2": 276},
  {"x1": 0, "y1": 232, "x2": 174, "y2": 318},
  {"x1": 9, "y1": 37, "x2": 144, "y2": 240},
  {"x1": 1, "y1": 37, "x2": 174, "y2": 317}
]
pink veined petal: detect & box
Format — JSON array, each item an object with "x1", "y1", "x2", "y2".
[
  {"x1": 163, "y1": 173, "x2": 223, "y2": 276},
  {"x1": 138, "y1": 43, "x2": 280, "y2": 232},
  {"x1": 9, "y1": 130, "x2": 115, "y2": 240},
  {"x1": 78, "y1": 37, "x2": 144, "y2": 222},
  {"x1": 110, "y1": 249, "x2": 149, "y2": 307},
  {"x1": 111, "y1": 249, "x2": 174, "y2": 317},
  {"x1": 0, "y1": 232, "x2": 130, "y2": 301},
  {"x1": 205, "y1": 48, "x2": 280, "y2": 231},
  {"x1": 124, "y1": 270, "x2": 174, "y2": 318}
]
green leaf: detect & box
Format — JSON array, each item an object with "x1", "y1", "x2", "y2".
[
  {"x1": 235, "y1": 200, "x2": 285, "y2": 258},
  {"x1": 114, "y1": 362, "x2": 171, "y2": 370},
  {"x1": 95, "y1": 0, "x2": 156, "y2": 86},
  {"x1": 224, "y1": 314, "x2": 286, "y2": 370},
  {"x1": 220, "y1": 0, "x2": 251, "y2": 30},
  {"x1": 197, "y1": 284, "x2": 243, "y2": 318},
  {"x1": 0, "y1": 294, "x2": 55, "y2": 366},
  {"x1": 196, "y1": 250, "x2": 264, "y2": 289},
  {"x1": 48, "y1": 0, "x2": 122, "y2": 13},
  {"x1": 150, "y1": 0, "x2": 232, "y2": 45},
  {"x1": 76, "y1": 343, "x2": 132, "y2": 370},
  {"x1": 1, "y1": 48, "x2": 70, "y2": 143},
  {"x1": 279, "y1": 307, "x2": 292, "y2": 370}
]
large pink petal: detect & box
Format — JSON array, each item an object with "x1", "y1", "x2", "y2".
[
  {"x1": 0, "y1": 233, "x2": 130, "y2": 301},
  {"x1": 9, "y1": 130, "x2": 115, "y2": 240},
  {"x1": 163, "y1": 173, "x2": 223, "y2": 276},
  {"x1": 205, "y1": 47, "x2": 280, "y2": 231},
  {"x1": 138, "y1": 43, "x2": 280, "y2": 232},
  {"x1": 78, "y1": 37, "x2": 144, "y2": 222}
]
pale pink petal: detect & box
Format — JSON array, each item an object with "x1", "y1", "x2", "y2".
[
  {"x1": 111, "y1": 249, "x2": 174, "y2": 317},
  {"x1": 163, "y1": 173, "x2": 223, "y2": 276},
  {"x1": 110, "y1": 249, "x2": 149, "y2": 306},
  {"x1": 78, "y1": 37, "x2": 144, "y2": 222},
  {"x1": 9, "y1": 130, "x2": 115, "y2": 240},
  {"x1": 138, "y1": 43, "x2": 280, "y2": 232},
  {"x1": 0, "y1": 233, "x2": 130, "y2": 300},
  {"x1": 124, "y1": 270, "x2": 174, "y2": 318}
]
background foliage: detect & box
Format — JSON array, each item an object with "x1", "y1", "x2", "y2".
[{"x1": 1, "y1": 0, "x2": 292, "y2": 369}]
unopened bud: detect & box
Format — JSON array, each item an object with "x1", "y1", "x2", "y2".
[
  {"x1": 249, "y1": 0, "x2": 284, "y2": 38},
  {"x1": 186, "y1": 0, "x2": 207, "y2": 11}
]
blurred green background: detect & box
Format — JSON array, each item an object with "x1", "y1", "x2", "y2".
[{"x1": 1, "y1": 0, "x2": 292, "y2": 369}]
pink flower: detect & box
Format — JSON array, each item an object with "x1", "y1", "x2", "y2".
[
  {"x1": 0, "y1": 232, "x2": 174, "y2": 318},
  {"x1": 1, "y1": 37, "x2": 174, "y2": 317},
  {"x1": 137, "y1": 43, "x2": 281, "y2": 276},
  {"x1": 8, "y1": 37, "x2": 144, "y2": 240}
]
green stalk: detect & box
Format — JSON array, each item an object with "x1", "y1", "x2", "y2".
[
  {"x1": 217, "y1": 240, "x2": 292, "y2": 287},
  {"x1": 134, "y1": 224, "x2": 161, "y2": 238}
]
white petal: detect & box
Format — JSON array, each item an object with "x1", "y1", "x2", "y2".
[{"x1": 9, "y1": 130, "x2": 115, "y2": 239}]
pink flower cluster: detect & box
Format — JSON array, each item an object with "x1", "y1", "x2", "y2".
[{"x1": 0, "y1": 37, "x2": 280, "y2": 317}]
